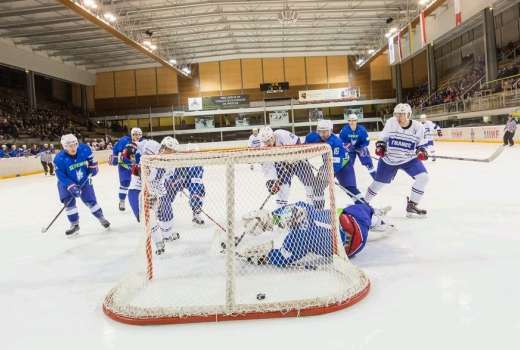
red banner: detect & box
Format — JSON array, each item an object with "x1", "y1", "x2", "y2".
[
  {"x1": 420, "y1": 10, "x2": 427, "y2": 46},
  {"x1": 454, "y1": 0, "x2": 462, "y2": 26}
]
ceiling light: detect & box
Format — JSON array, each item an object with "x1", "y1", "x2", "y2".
[
  {"x1": 182, "y1": 66, "x2": 191, "y2": 75},
  {"x1": 103, "y1": 12, "x2": 116, "y2": 23},
  {"x1": 356, "y1": 58, "x2": 364, "y2": 65},
  {"x1": 169, "y1": 58, "x2": 177, "y2": 65},
  {"x1": 368, "y1": 49, "x2": 376, "y2": 55},
  {"x1": 418, "y1": 0, "x2": 429, "y2": 5},
  {"x1": 149, "y1": 44, "x2": 157, "y2": 50},
  {"x1": 83, "y1": 0, "x2": 97, "y2": 9}
]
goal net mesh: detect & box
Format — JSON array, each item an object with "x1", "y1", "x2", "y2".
[{"x1": 103, "y1": 143, "x2": 369, "y2": 324}]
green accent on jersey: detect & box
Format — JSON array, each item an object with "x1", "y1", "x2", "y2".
[
  {"x1": 68, "y1": 161, "x2": 88, "y2": 171},
  {"x1": 336, "y1": 207, "x2": 344, "y2": 218},
  {"x1": 118, "y1": 160, "x2": 130, "y2": 170}
]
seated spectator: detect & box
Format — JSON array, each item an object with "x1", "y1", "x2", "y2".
[
  {"x1": 9, "y1": 145, "x2": 21, "y2": 157},
  {"x1": 0, "y1": 144, "x2": 7, "y2": 158}
]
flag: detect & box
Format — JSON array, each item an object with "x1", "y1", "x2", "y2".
[
  {"x1": 388, "y1": 36, "x2": 396, "y2": 64},
  {"x1": 408, "y1": 23, "x2": 414, "y2": 54},
  {"x1": 454, "y1": 0, "x2": 462, "y2": 26},
  {"x1": 420, "y1": 10, "x2": 427, "y2": 46},
  {"x1": 397, "y1": 32, "x2": 403, "y2": 61}
]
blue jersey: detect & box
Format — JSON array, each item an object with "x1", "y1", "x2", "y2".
[
  {"x1": 54, "y1": 143, "x2": 95, "y2": 187},
  {"x1": 0, "y1": 149, "x2": 6, "y2": 158},
  {"x1": 9, "y1": 149, "x2": 21, "y2": 157},
  {"x1": 113, "y1": 135, "x2": 142, "y2": 168},
  {"x1": 339, "y1": 203, "x2": 372, "y2": 258},
  {"x1": 304, "y1": 132, "x2": 349, "y2": 173},
  {"x1": 339, "y1": 124, "x2": 370, "y2": 149}
]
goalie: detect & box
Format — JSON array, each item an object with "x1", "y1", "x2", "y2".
[{"x1": 237, "y1": 201, "x2": 391, "y2": 266}]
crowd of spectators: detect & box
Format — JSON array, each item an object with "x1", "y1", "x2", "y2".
[
  {"x1": 0, "y1": 87, "x2": 88, "y2": 142},
  {"x1": 407, "y1": 61, "x2": 485, "y2": 109},
  {"x1": 0, "y1": 138, "x2": 113, "y2": 159}
]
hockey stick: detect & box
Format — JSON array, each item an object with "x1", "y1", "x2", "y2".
[
  {"x1": 41, "y1": 174, "x2": 92, "y2": 233},
  {"x1": 179, "y1": 189, "x2": 227, "y2": 232},
  {"x1": 220, "y1": 192, "x2": 272, "y2": 251},
  {"x1": 433, "y1": 145, "x2": 505, "y2": 163}
]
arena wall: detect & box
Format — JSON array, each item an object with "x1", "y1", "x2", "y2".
[{"x1": 1, "y1": 125, "x2": 517, "y2": 179}]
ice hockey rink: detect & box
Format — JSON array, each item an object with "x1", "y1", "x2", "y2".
[{"x1": 1, "y1": 141, "x2": 519, "y2": 350}]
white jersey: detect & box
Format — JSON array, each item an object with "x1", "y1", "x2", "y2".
[
  {"x1": 129, "y1": 139, "x2": 161, "y2": 191},
  {"x1": 248, "y1": 133, "x2": 262, "y2": 148},
  {"x1": 261, "y1": 129, "x2": 301, "y2": 180},
  {"x1": 379, "y1": 117, "x2": 426, "y2": 166},
  {"x1": 422, "y1": 120, "x2": 440, "y2": 142}
]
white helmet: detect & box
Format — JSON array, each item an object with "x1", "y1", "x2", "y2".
[
  {"x1": 160, "y1": 136, "x2": 179, "y2": 151},
  {"x1": 348, "y1": 113, "x2": 358, "y2": 121},
  {"x1": 419, "y1": 114, "x2": 427, "y2": 120},
  {"x1": 393, "y1": 103, "x2": 412, "y2": 117},
  {"x1": 258, "y1": 126, "x2": 274, "y2": 143},
  {"x1": 60, "y1": 134, "x2": 78, "y2": 148},
  {"x1": 138, "y1": 140, "x2": 161, "y2": 155},
  {"x1": 316, "y1": 119, "x2": 333, "y2": 131},
  {"x1": 131, "y1": 127, "x2": 143, "y2": 137}
]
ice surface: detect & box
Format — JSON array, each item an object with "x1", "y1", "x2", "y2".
[{"x1": 1, "y1": 142, "x2": 519, "y2": 350}]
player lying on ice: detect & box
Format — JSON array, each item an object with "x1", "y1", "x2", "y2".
[
  {"x1": 236, "y1": 201, "x2": 392, "y2": 266},
  {"x1": 54, "y1": 134, "x2": 110, "y2": 237}
]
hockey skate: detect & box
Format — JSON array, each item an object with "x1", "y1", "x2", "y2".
[
  {"x1": 406, "y1": 197, "x2": 427, "y2": 218},
  {"x1": 99, "y1": 217, "x2": 111, "y2": 229},
  {"x1": 65, "y1": 224, "x2": 80, "y2": 237},
  {"x1": 192, "y1": 212, "x2": 205, "y2": 225},
  {"x1": 163, "y1": 232, "x2": 180, "y2": 242},
  {"x1": 155, "y1": 241, "x2": 165, "y2": 255},
  {"x1": 118, "y1": 200, "x2": 125, "y2": 211},
  {"x1": 373, "y1": 205, "x2": 392, "y2": 216}
]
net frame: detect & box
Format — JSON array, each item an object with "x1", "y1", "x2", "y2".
[{"x1": 103, "y1": 144, "x2": 370, "y2": 325}]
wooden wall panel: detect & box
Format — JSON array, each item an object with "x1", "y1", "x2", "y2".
[
  {"x1": 284, "y1": 57, "x2": 306, "y2": 86},
  {"x1": 305, "y1": 56, "x2": 327, "y2": 85},
  {"x1": 94, "y1": 72, "x2": 114, "y2": 98},
  {"x1": 241, "y1": 58, "x2": 263, "y2": 89},
  {"x1": 220, "y1": 60, "x2": 242, "y2": 91},
  {"x1": 136, "y1": 68, "x2": 157, "y2": 96},
  {"x1": 401, "y1": 60, "x2": 414, "y2": 89},
  {"x1": 350, "y1": 64, "x2": 371, "y2": 99},
  {"x1": 157, "y1": 67, "x2": 178, "y2": 94},
  {"x1": 114, "y1": 70, "x2": 135, "y2": 97},
  {"x1": 262, "y1": 57, "x2": 284, "y2": 83},
  {"x1": 71, "y1": 84, "x2": 81, "y2": 108},
  {"x1": 86, "y1": 86, "x2": 95, "y2": 111},
  {"x1": 412, "y1": 51, "x2": 428, "y2": 85},
  {"x1": 199, "y1": 62, "x2": 221, "y2": 92},
  {"x1": 370, "y1": 53, "x2": 392, "y2": 81},
  {"x1": 327, "y1": 56, "x2": 348, "y2": 84}
]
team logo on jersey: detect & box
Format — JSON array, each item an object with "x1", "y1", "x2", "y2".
[
  {"x1": 388, "y1": 138, "x2": 415, "y2": 150},
  {"x1": 76, "y1": 169, "x2": 84, "y2": 181}
]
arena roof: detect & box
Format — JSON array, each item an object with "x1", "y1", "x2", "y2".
[{"x1": 0, "y1": 0, "x2": 419, "y2": 72}]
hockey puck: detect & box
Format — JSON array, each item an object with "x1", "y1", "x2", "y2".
[{"x1": 256, "y1": 293, "x2": 266, "y2": 301}]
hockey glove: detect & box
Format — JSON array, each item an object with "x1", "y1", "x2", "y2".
[
  {"x1": 343, "y1": 143, "x2": 353, "y2": 153},
  {"x1": 88, "y1": 161, "x2": 99, "y2": 176},
  {"x1": 109, "y1": 154, "x2": 119, "y2": 166},
  {"x1": 416, "y1": 147, "x2": 429, "y2": 161},
  {"x1": 375, "y1": 141, "x2": 386, "y2": 157},
  {"x1": 266, "y1": 179, "x2": 281, "y2": 195},
  {"x1": 67, "y1": 184, "x2": 81, "y2": 198},
  {"x1": 121, "y1": 143, "x2": 137, "y2": 163},
  {"x1": 437, "y1": 129, "x2": 443, "y2": 137},
  {"x1": 131, "y1": 163, "x2": 141, "y2": 177}
]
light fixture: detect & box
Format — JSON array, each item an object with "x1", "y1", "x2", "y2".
[
  {"x1": 142, "y1": 40, "x2": 151, "y2": 47},
  {"x1": 149, "y1": 44, "x2": 157, "y2": 50},
  {"x1": 169, "y1": 58, "x2": 177, "y2": 65},
  {"x1": 83, "y1": 0, "x2": 97, "y2": 9},
  {"x1": 356, "y1": 58, "x2": 364, "y2": 66},
  {"x1": 418, "y1": 0, "x2": 430, "y2": 6},
  {"x1": 385, "y1": 27, "x2": 398, "y2": 38},
  {"x1": 368, "y1": 49, "x2": 376, "y2": 55},
  {"x1": 103, "y1": 12, "x2": 116, "y2": 23},
  {"x1": 182, "y1": 66, "x2": 191, "y2": 75},
  {"x1": 278, "y1": 0, "x2": 298, "y2": 25}
]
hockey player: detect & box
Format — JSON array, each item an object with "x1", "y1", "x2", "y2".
[
  {"x1": 419, "y1": 114, "x2": 442, "y2": 161},
  {"x1": 248, "y1": 127, "x2": 262, "y2": 148},
  {"x1": 238, "y1": 200, "x2": 390, "y2": 266},
  {"x1": 365, "y1": 103, "x2": 429, "y2": 217},
  {"x1": 150, "y1": 137, "x2": 205, "y2": 254},
  {"x1": 305, "y1": 119, "x2": 365, "y2": 205},
  {"x1": 339, "y1": 113, "x2": 376, "y2": 179},
  {"x1": 258, "y1": 126, "x2": 318, "y2": 208},
  {"x1": 110, "y1": 127, "x2": 143, "y2": 211},
  {"x1": 127, "y1": 139, "x2": 162, "y2": 222},
  {"x1": 54, "y1": 134, "x2": 110, "y2": 237}
]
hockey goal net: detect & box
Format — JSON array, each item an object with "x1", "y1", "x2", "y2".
[{"x1": 103, "y1": 143, "x2": 369, "y2": 325}]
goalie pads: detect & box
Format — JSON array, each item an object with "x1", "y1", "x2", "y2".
[
  {"x1": 238, "y1": 240, "x2": 274, "y2": 265},
  {"x1": 242, "y1": 209, "x2": 273, "y2": 235}
]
